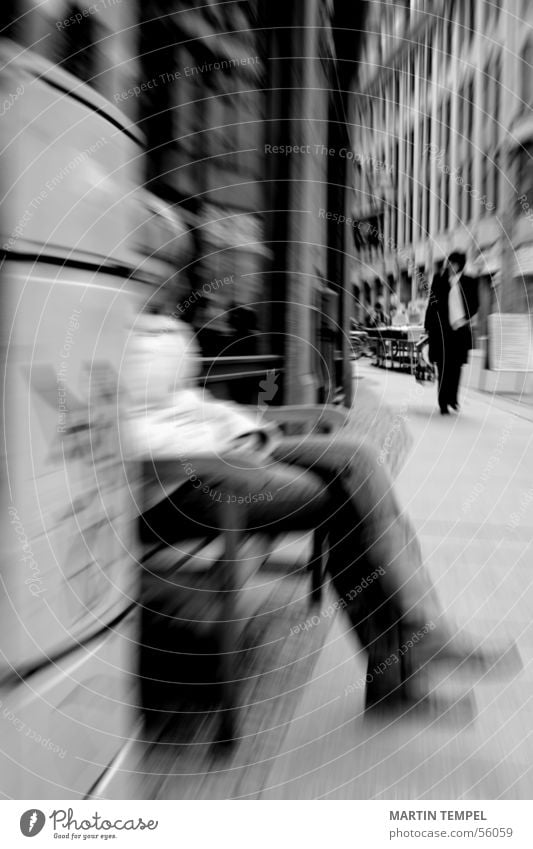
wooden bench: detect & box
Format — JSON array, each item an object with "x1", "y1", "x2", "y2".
[{"x1": 139, "y1": 404, "x2": 348, "y2": 744}]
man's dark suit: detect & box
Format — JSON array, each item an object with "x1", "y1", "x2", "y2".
[{"x1": 424, "y1": 268, "x2": 479, "y2": 411}]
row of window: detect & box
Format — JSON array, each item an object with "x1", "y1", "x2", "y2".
[
  {"x1": 357, "y1": 0, "x2": 509, "y2": 132},
  {"x1": 352, "y1": 3, "x2": 512, "y2": 253}
]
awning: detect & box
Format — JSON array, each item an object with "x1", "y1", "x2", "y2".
[
  {"x1": 512, "y1": 244, "x2": 533, "y2": 277},
  {"x1": 199, "y1": 204, "x2": 271, "y2": 256},
  {"x1": 507, "y1": 116, "x2": 533, "y2": 148},
  {"x1": 471, "y1": 240, "x2": 501, "y2": 276}
]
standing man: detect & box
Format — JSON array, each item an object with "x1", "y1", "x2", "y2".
[{"x1": 424, "y1": 251, "x2": 479, "y2": 415}]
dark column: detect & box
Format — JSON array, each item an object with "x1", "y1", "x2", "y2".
[{"x1": 327, "y1": 0, "x2": 368, "y2": 406}]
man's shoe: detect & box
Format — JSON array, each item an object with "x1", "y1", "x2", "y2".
[
  {"x1": 450, "y1": 402, "x2": 460, "y2": 412},
  {"x1": 439, "y1": 406, "x2": 449, "y2": 415},
  {"x1": 405, "y1": 626, "x2": 522, "y2": 680},
  {"x1": 365, "y1": 674, "x2": 476, "y2": 723},
  {"x1": 365, "y1": 692, "x2": 477, "y2": 723}
]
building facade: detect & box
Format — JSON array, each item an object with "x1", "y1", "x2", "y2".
[
  {"x1": 2, "y1": 0, "x2": 139, "y2": 107},
  {"x1": 137, "y1": 0, "x2": 366, "y2": 404},
  {"x1": 349, "y1": 0, "x2": 533, "y2": 335}
]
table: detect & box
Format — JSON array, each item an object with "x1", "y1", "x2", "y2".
[{"x1": 366, "y1": 326, "x2": 424, "y2": 373}]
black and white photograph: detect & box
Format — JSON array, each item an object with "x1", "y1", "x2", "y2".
[{"x1": 0, "y1": 0, "x2": 532, "y2": 842}]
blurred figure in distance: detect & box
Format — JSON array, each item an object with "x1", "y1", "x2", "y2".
[{"x1": 424, "y1": 251, "x2": 479, "y2": 415}]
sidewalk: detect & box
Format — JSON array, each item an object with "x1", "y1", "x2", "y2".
[{"x1": 258, "y1": 361, "x2": 533, "y2": 799}]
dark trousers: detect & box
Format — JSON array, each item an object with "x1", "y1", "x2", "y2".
[
  {"x1": 141, "y1": 435, "x2": 441, "y2": 669},
  {"x1": 436, "y1": 353, "x2": 462, "y2": 411}
]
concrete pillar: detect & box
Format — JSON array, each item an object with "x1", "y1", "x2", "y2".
[
  {"x1": 284, "y1": 0, "x2": 322, "y2": 403},
  {"x1": 449, "y1": 15, "x2": 460, "y2": 229},
  {"x1": 499, "y1": 1, "x2": 522, "y2": 312},
  {"x1": 472, "y1": 15, "x2": 484, "y2": 228},
  {"x1": 429, "y1": 42, "x2": 440, "y2": 240},
  {"x1": 411, "y1": 49, "x2": 421, "y2": 306},
  {"x1": 397, "y1": 57, "x2": 406, "y2": 250},
  {"x1": 342, "y1": 157, "x2": 354, "y2": 407}
]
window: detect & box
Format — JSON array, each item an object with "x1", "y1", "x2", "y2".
[
  {"x1": 398, "y1": 196, "x2": 405, "y2": 246},
  {"x1": 465, "y1": 78, "x2": 474, "y2": 140},
  {"x1": 407, "y1": 128, "x2": 418, "y2": 244},
  {"x1": 482, "y1": 61, "x2": 491, "y2": 140},
  {"x1": 457, "y1": 84, "x2": 465, "y2": 157},
  {"x1": 454, "y1": 165, "x2": 463, "y2": 225},
  {"x1": 481, "y1": 152, "x2": 488, "y2": 200},
  {"x1": 442, "y1": 98, "x2": 451, "y2": 155},
  {"x1": 435, "y1": 175, "x2": 441, "y2": 233},
  {"x1": 517, "y1": 143, "x2": 533, "y2": 209},
  {"x1": 442, "y1": 170, "x2": 449, "y2": 231},
  {"x1": 521, "y1": 40, "x2": 533, "y2": 105},
  {"x1": 60, "y1": 2, "x2": 100, "y2": 89},
  {"x1": 435, "y1": 102, "x2": 442, "y2": 158},
  {"x1": 445, "y1": 12, "x2": 453, "y2": 57},
  {"x1": 462, "y1": 162, "x2": 470, "y2": 224},
  {"x1": 469, "y1": 0, "x2": 476, "y2": 42},
  {"x1": 457, "y1": 0, "x2": 465, "y2": 50},
  {"x1": 493, "y1": 58, "x2": 501, "y2": 145},
  {"x1": 390, "y1": 201, "x2": 397, "y2": 246},
  {"x1": 407, "y1": 187, "x2": 414, "y2": 244},
  {"x1": 491, "y1": 151, "x2": 500, "y2": 212},
  {"x1": 410, "y1": 52, "x2": 416, "y2": 97},
  {"x1": 465, "y1": 160, "x2": 473, "y2": 221},
  {"x1": 416, "y1": 185, "x2": 423, "y2": 239},
  {"x1": 425, "y1": 37, "x2": 433, "y2": 83}
]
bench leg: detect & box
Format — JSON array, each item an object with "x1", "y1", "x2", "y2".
[{"x1": 308, "y1": 527, "x2": 327, "y2": 606}]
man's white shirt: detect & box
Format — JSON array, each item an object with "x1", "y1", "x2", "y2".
[{"x1": 448, "y1": 272, "x2": 468, "y2": 330}]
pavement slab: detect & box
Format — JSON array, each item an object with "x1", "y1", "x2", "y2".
[
  {"x1": 122, "y1": 361, "x2": 533, "y2": 799},
  {"x1": 260, "y1": 362, "x2": 533, "y2": 799}
]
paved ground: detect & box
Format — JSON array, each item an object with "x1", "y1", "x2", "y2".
[
  {"x1": 259, "y1": 361, "x2": 533, "y2": 799},
  {"x1": 121, "y1": 360, "x2": 533, "y2": 799}
]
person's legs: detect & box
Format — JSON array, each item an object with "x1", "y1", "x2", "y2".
[
  {"x1": 139, "y1": 455, "x2": 329, "y2": 725},
  {"x1": 142, "y1": 443, "x2": 418, "y2": 707},
  {"x1": 436, "y1": 359, "x2": 449, "y2": 413},
  {"x1": 272, "y1": 435, "x2": 441, "y2": 624},
  {"x1": 271, "y1": 435, "x2": 445, "y2": 708},
  {"x1": 142, "y1": 440, "x2": 518, "y2": 712},
  {"x1": 140, "y1": 451, "x2": 328, "y2": 544},
  {"x1": 448, "y1": 356, "x2": 463, "y2": 409},
  {"x1": 271, "y1": 434, "x2": 519, "y2": 709},
  {"x1": 437, "y1": 346, "x2": 465, "y2": 413}
]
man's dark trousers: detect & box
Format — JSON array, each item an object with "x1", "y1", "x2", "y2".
[
  {"x1": 435, "y1": 324, "x2": 472, "y2": 411},
  {"x1": 436, "y1": 350, "x2": 462, "y2": 410}
]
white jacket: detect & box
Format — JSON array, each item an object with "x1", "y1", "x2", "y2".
[{"x1": 120, "y1": 312, "x2": 276, "y2": 507}]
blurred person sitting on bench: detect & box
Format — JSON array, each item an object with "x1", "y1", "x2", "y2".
[{"x1": 121, "y1": 285, "x2": 517, "y2": 716}]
